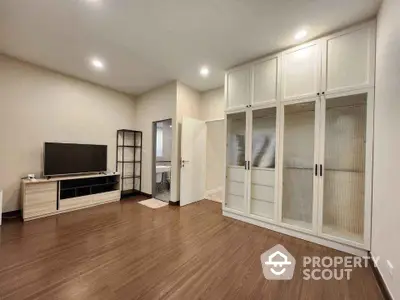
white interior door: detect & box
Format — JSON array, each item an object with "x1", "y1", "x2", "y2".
[{"x1": 180, "y1": 117, "x2": 207, "y2": 206}]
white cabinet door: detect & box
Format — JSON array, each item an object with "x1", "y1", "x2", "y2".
[
  {"x1": 253, "y1": 55, "x2": 279, "y2": 106},
  {"x1": 226, "y1": 66, "x2": 251, "y2": 111},
  {"x1": 225, "y1": 111, "x2": 248, "y2": 213},
  {"x1": 279, "y1": 98, "x2": 321, "y2": 233},
  {"x1": 282, "y1": 41, "x2": 321, "y2": 101},
  {"x1": 248, "y1": 107, "x2": 278, "y2": 220},
  {"x1": 322, "y1": 22, "x2": 375, "y2": 94},
  {"x1": 317, "y1": 89, "x2": 374, "y2": 249}
]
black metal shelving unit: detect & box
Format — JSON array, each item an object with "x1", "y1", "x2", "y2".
[{"x1": 116, "y1": 129, "x2": 142, "y2": 197}]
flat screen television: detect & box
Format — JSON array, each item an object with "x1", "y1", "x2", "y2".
[{"x1": 44, "y1": 142, "x2": 107, "y2": 176}]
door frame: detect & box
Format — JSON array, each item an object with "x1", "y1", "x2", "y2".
[{"x1": 152, "y1": 118, "x2": 173, "y2": 200}]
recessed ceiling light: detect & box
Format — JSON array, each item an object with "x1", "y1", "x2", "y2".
[
  {"x1": 295, "y1": 30, "x2": 307, "y2": 40},
  {"x1": 90, "y1": 57, "x2": 105, "y2": 70},
  {"x1": 200, "y1": 66, "x2": 210, "y2": 77}
]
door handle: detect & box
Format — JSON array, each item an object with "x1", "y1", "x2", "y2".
[
  {"x1": 315, "y1": 164, "x2": 318, "y2": 176},
  {"x1": 320, "y1": 164, "x2": 323, "y2": 176},
  {"x1": 181, "y1": 159, "x2": 189, "y2": 168}
]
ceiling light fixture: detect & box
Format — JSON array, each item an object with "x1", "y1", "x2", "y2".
[
  {"x1": 200, "y1": 66, "x2": 210, "y2": 77},
  {"x1": 90, "y1": 57, "x2": 105, "y2": 70},
  {"x1": 295, "y1": 30, "x2": 307, "y2": 41}
]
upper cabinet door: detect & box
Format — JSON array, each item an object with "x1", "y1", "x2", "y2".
[
  {"x1": 322, "y1": 22, "x2": 376, "y2": 95},
  {"x1": 252, "y1": 55, "x2": 280, "y2": 106},
  {"x1": 282, "y1": 41, "x2": 321, "y2": 101},
  {"x1": 226, "y1": 66, "x2": 251, "y2": 111}
]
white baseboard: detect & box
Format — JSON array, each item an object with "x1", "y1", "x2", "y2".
[
  {"x1": 370, "y1": 252, "x2": 394, "y2": 300},
  {"x1": 204, "y1": 187, "x2": 223, "y2": 203},
  {"x1": 223, "y1": 209, "x2": 368, "y2": 257}
]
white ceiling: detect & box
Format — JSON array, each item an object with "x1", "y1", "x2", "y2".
[{"x1": 0, "y1": 0, "x2": 381, "y2": 95}]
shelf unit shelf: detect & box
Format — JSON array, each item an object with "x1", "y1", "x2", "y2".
[{"x1": 116, "y1": 129, "x2": 142, "y2": 197}]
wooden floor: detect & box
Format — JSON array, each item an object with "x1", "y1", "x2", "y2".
[{"x1": 0, "y1": 198, "x2": 384, "y2": 300}]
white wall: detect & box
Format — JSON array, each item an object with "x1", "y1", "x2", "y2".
[
  {"x1": 200, "y1": 87, "x2": 225, "y2": 201},
  {"x1": 372, "y1": 1, "x2": 400, "y2": 299},
  {"x1": 135, "y1": 82, "x2": 177, "y2": 198},
  {"x1": 200, "y1": 88, "x2": 225, "y2": 121},
  {"x1": 205, "y1": 120, "x2": 225, "y2": 202},
  {"x1": 174, "y1": 82, "x2": 202, "y2": 202},
  {"x1": 0, "y1": 55, "x2": 136, "y2": 213}
]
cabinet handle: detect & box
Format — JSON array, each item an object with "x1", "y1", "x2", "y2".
[
  {"x1": 317, "y1": 93, "x2": 320, "y2": 96},
  {"x1": 322, "y1": 91, "x2": 325, "y2": 95},
  {"x1": 244, "y1": 161, "x2": 247, "y2": 170},
  {"x1": 320, "y1": 164, "x2": 323, "y2": 176},
  {"x1": 248, "y1": 161, "x2": 251, "y2": 170},
  {"x1": 315, "y1": 164, "x2": 318, "y2": 176}
]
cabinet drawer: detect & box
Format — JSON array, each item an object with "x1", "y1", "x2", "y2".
[
  {"x1": 26, "y1": 182, "x2": 57, "y2": 193},
  {"x1": 250, "y1": 199, "x2": 274, "y2": 219},
  {"x1": 59, "y1": 195, "x2": 92, "y2": 211},
  {"x1": 24, "y1": 202, "x2": 56, "y2": 219},
  {"x1": 24, "y1": 187, "x2": 57, "y2": 206},
  {"x1": 92, "y1": 191, "x2": 120, "y2": 204}
]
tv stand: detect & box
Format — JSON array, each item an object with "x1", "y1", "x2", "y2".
[{"x1": 21, "y1": 173, "x2": 121, "y2": 221}]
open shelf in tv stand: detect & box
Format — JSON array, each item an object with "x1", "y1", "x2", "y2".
[{"x1": 59, "y1": 174, "x2": 120, "y2": 200}]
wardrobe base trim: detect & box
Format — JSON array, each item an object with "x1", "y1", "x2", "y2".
[{"x1": 223, "y1": 210, "x2": 368, "y2": 257}]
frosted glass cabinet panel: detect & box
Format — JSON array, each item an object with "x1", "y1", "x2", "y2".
[
  {"x1": 227, "y1": 112, "x2": 247, "y2": 167},
  {"x1": 282, "y1": 102, "x2": 317, "y2": 230},
  {"x1": 250, "y1": 108, "x2": 277, "y2": 219},
  {"x1": 321, "y1": 93, "x2": 367, "y2": 243},
  {"x1": 226, "y1": 112, "x2": 247, "y2": 212}
]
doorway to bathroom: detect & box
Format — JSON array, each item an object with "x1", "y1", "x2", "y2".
[{"x1": 152, "y1": 119, "x2": 173, "y2": 202}]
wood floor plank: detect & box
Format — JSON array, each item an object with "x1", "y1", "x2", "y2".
[{"x1": 0, "y1": 198, "x2": 384, "y2": 300}]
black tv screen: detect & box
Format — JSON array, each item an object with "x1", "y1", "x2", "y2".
[{"x1": 44, "y1": 142, "x2": 107, "y2": 176}]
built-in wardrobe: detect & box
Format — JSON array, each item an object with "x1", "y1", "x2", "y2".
[{"x1": 223, "y1": 20, "x2": 375, "y2": 255}]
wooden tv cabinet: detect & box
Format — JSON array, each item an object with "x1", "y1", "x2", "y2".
[{"x1": 21, "y1": 173, "x2": 121, "y2": 221}]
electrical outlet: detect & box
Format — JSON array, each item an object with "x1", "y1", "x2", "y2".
[{"x1": 386, "y1": 260, "x2": 394, "y2": 277}]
